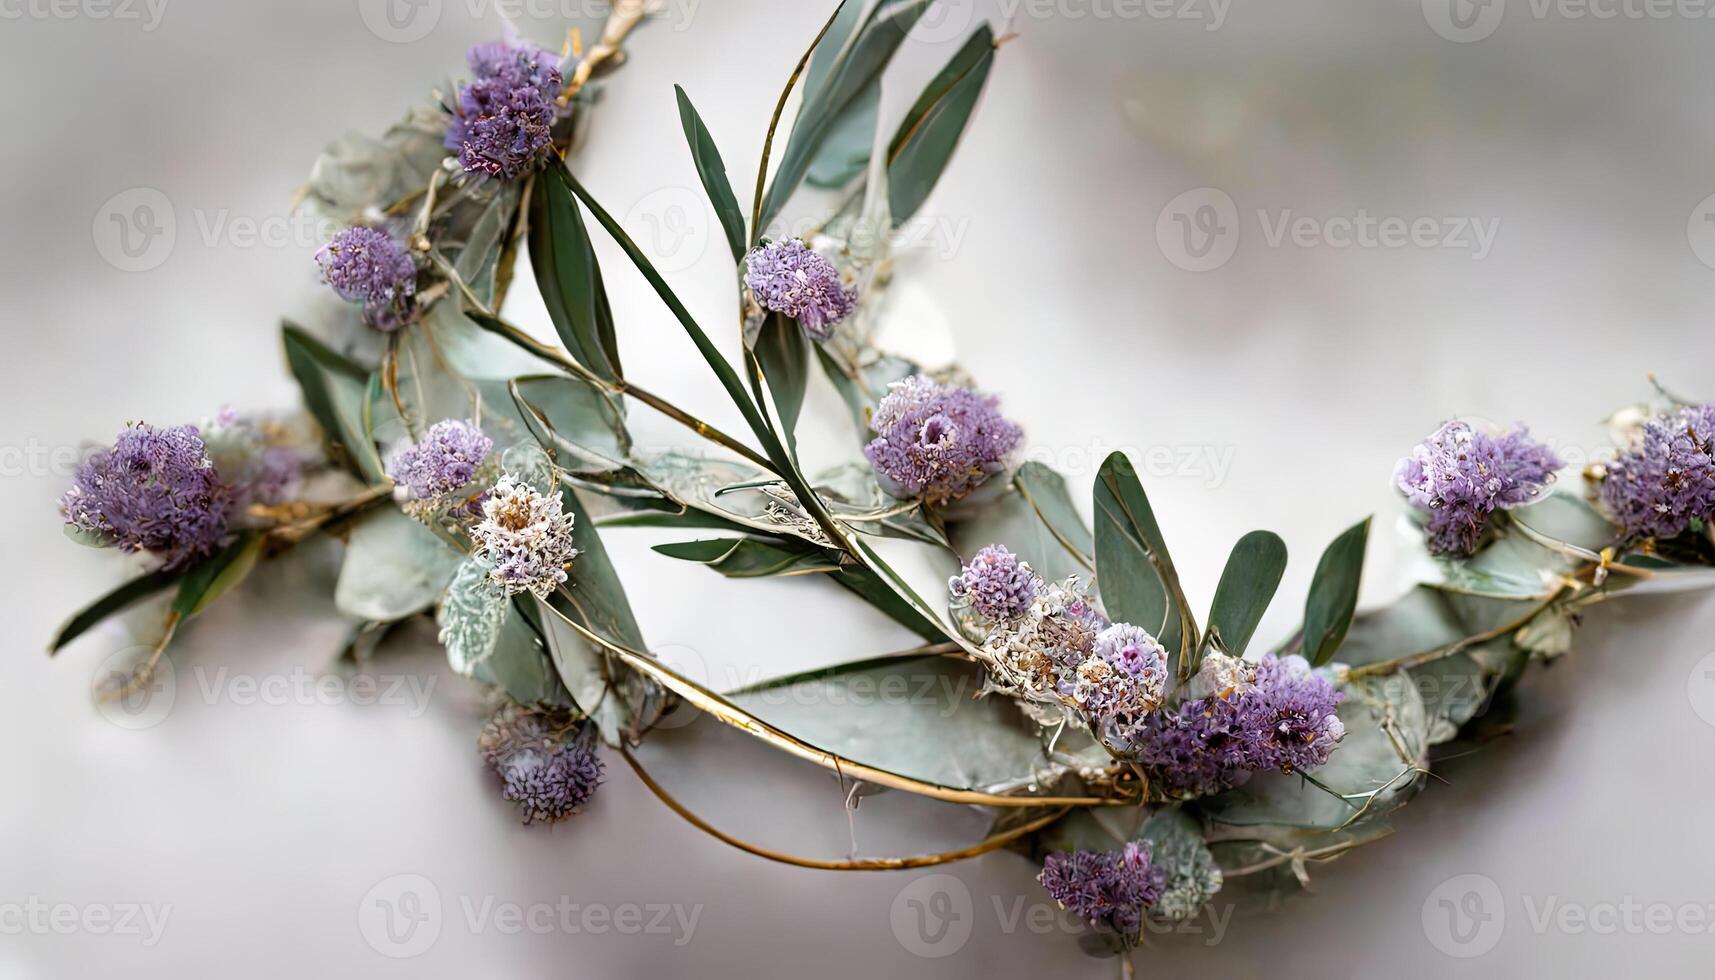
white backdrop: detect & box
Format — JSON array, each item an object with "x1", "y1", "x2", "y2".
[{"x1": 6, "y1": 1, "x2": 1715, "y2": 977}]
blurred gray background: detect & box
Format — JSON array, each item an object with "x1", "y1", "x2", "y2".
[{"x1": 5, "y1": 0, "x2": 1715, "y2": 977}]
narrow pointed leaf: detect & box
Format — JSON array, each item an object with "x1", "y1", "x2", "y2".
[
  {"x1": 528, "y1": 168, "x2": 623, "y2": 384},
  {"x1": 1303, "y1": 518, "x2": 1371, "y2": 666},
  {"x1": 886, "y1": 25, "x2": 995, "y2": 224},
  {"x1": 751, "y1": 312, "x2": 810, "y2": 450},
  {"x1": 674, "y1": 85, "x2": 747, "y2": 263},
  {"x1": 49, "y1": 566, "x2": 184, "y2": 654},
  {"x1": 1093, "y1": 452, "x2": 1197, "y2": 678}
]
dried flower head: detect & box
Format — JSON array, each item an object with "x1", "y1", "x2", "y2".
[
  {"x1": 743, "y1": 238, "x2": 855, "y2": 339},
  {"x1": 446, "y1": 40, "x2": 563, "y2": 180},
  {"x1": 478, "y1": 702, "x2": 603, "y2": 825},
  {"x1": 60, "y1": 423, "x2": 230, "y2": 568},
  {"x1": 1038, "y1": 842, "x2": 1166, "y2": 938},
  {"x1": 864, "y1": 376, "x2": 1022, "y2": 504},
  {"x1": 1597, "y1": 403, "x2": 1715, "y2": 540},
  {"x1": 387, "y1": 419, "x2": 494, "y2": 512},
  {"x1": 1394, "y1": 420, "x2": 1562, "y2": 557},
  {"x1": 949, "y1": 544, "x2": 1039, "y2": 620},
  {"x1": 201, "y1": 407, "x2": 303, "y2": 516},
  {"x1": 470, "y1": 476, "x2": 579, "y2": 598},
  {"x1": 1069, "y1": 623, "x2": 1168, "y2": 745},
  {"x1": 315, "y1": 226, "x2": 417, "y2": 330},
  {"x1": 978, "y1": 577, "x2": 1107, "y2": 704},
  {"x1": 1137, "y1": 654, "x2": 1345, "y2": 798}
]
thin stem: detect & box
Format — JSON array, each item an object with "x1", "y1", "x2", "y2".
[{"x1": 749, "y1": 0, "x2": 849, "y2": 244}]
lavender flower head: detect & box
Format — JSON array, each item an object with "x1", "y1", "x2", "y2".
[
  {"x1": 315, "y1": 226, "x2": 416, "y2": 330},
  {"x1": 478, "y1": 703, "x2": 604, "y2": 825},
  {"x1": 1395, "y1": 420, "x2": 1562, "y2": 557},
  {"x1": 470, "y1": 476, "x2": 579, "y2": 598},
  {"x1": 1137, "y1": 653, "x2": 1345, "y2": 798},
  {"x1": 1598, "y1": 403, "x2": 1715, "y2": 540},
  {"x1": 743, "y1": 239, "x2": 855, "y2": 339},
  {"x1": 1038, "y1": 842, "x2": 1166, "y2": 937},
  {"x1": 949, "y1": 544, "x2": 1039, "y2": 619},
  {"x1": 388, "y1": 419, "x2": 493, "y2": 509},
  {"x1": 446, "y1": 40, "x2": 563, "y2": 180},
  {"x1": 61, "y1": 423, "x2": 230, "y2": 568},
  {"x1": 864, "y1": 376, "x2": 1023, "y2": 504}
]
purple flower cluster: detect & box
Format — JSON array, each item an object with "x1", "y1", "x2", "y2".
[
  {"x1": 1395, "y1": 420, "x2": 1562, "y2": 557},
  {"x1": 1038, "y1": 842, "x2": 1166, "y2": 937},
  {"x1": 445, "y1": 40, "x2": 563, "y2": 180},
  {"x1": 864, "y1": 376, "x2": 1022, "y2": 504},
  {"x1": 949, "y1": 544, "x2": 1038, "y2": 619},
  {"x1": 387, "y1": 419, "x2": 493, "y2": 504},
  {"x1": 61, "y1": 424, "x2": 230, "y2": 568},
  {"x1": 1598, "y1": 403, "x2": 1715, "y2": 540},
  {"x1": 478, "y1": 703, "x2": 604, "y2": 825},
  {"x1": 315, "y1": 226, "x2": 417, "y2": 330},
  {"x1": 743, "y1": 239, "x2": 855, "y2": 339},
  {"x1": 1136, "y1": 654, "x2": 1346, "y2": 798},
  {"x1": 203, "y1": 408, "x2": 302, "y2": 513}
]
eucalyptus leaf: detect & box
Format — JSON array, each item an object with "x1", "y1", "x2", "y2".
[
  {"x1": 528, "y1": 168, "x2": 623, "y2": 384},
  {"x1": 1302, "y1": 517, "x2": 1370, "y2": 666},
  {"x1": 282, "y1": 323, "x2": 387, "y2": 483},
  {"x1": 653, "y1": 537, "x2": 840, "y2": 578},
  {"x1": 471, "y1": 598, "x2": 574, "y2": 708},
  {"x1": 949, "y1": 465, "x2": 1093, "y2": 585},
  {"x1": 729, "y1": 654, "x2": 1061, "y2": 794},
  {"x1": 673, "y1": 85, "x2": 747, "y2": 263},
  {"x1": 334, "y1": 508, "x2": 463, "y2": 622},
  {"x1": 173, "y1": 533, "x2": 265, "y2": 619},
  {"x1": 1093, "y1": 453, "x2": 1191, "y2": 673},
  {"x1": 1207, "y1": 530, "x2": 1287, "y2": 657},
  {"x1": 886, "y1": 25, "x2": 995, "y2": 224},
  {"x1": 49, "y1": 566, "x2": 184, "y2": 654},
  {"x1": 751, "y1": 312, "x2": 810, "y2": 450},
  {"x1": 301, "y1": 105, "x2": 448, "y2": 221}
]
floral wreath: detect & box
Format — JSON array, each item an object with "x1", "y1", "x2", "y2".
[{"x1": 50, "y1": 2, "x2": 1715, "y2": 968}]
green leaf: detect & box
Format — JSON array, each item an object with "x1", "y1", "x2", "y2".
[
  {"x1": 886, "y1": 25, "x2": 996, "y2": 224},
  {"x1": 1302, "y1": 518, "x2": 1371, "y2": 667},
  {"x1": 653, "y1": 537, "x2": 840, "y2": 578},
  {"x1": 528, "y1": 168, "x2": 623, "y2": 384},
  {"x1": 951, "y1": 462, "x2": 1094, "y2": 585},
  {"x1": 751, "y1": 312, "x2": 810, "y2": 450},
  {"x1": 173, "y1": 533, "x2": 265, "y2": 619},
  {"x1": 540, "y1": 483, "x2": 647, "y2": 652},
  {"x1": 729, "y1": 654, "x2": 1060, "y2": 793},
  {"x1": 758, "y1": 0, "x2": 932, "y2": 232},
  {"x1": 334, "y1": 508, "x2": 464, "y2": 622},
  {"x1": 506, "y1": 374, "x2": 631, "y2": 473},
  {"x1": 282, "y1": 323, "x2": 386, "y2": 483},
  {"x1": 673, "y1": 85, "x2": 747, "y2": 263},
  {"x1": 1093, "y1": 452, "x2": 1194, "y2": 677},
  {"x1": 49, "y1": 566, "x2": 184, "y2": 654},
  {"x1": 831, "y1": 564, "x2": 949, "y2": 642},
  {"x1": 474, "y1": 598, "x2": 574, "y2": 709},
  {"x1": 1207, "y1": 530, "x2": 1287, "y2": 657},
  {"x1": 806, "y1": 83, "x2": 879, "y2": 189}
]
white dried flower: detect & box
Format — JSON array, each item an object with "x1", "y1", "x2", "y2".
[{"x1": 470, "y1": 476, "x2": 579, "y2": 598}]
